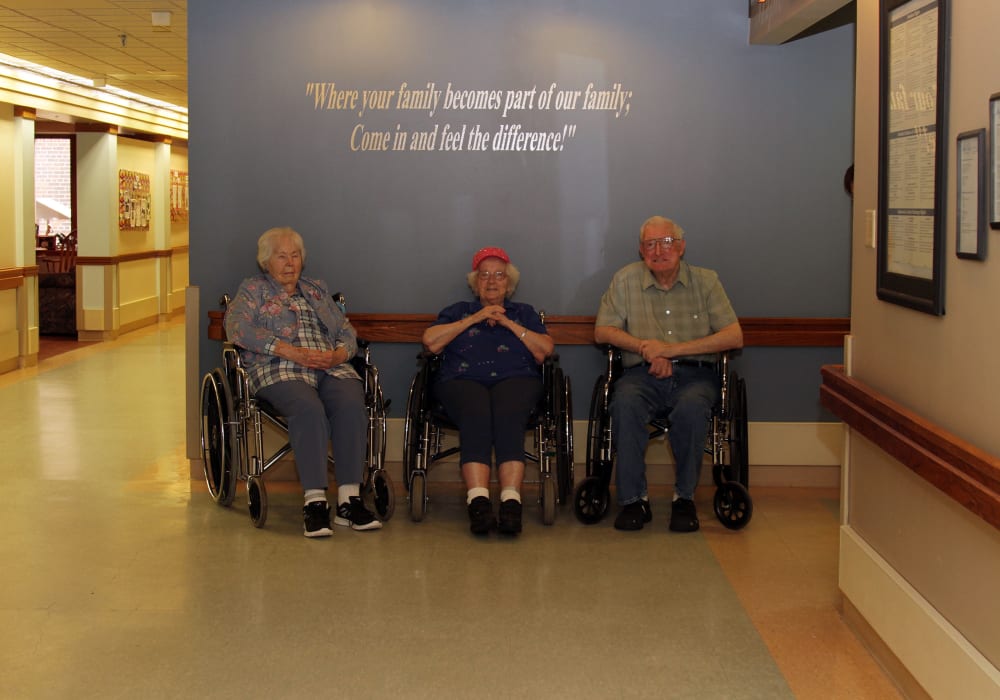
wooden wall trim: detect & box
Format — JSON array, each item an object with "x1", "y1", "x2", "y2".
[
  {"x1": 0, "y1": 267, "x2": 26, "y2": 281},
  {"x1": 0, "y1": 275, "x2": 22, "y2": 291},
  {"x1": 0, "y1": 267, "x2": 36, "y2": 287},
  {"x1": 207, "y1": 311, "x2": 849, "y2": 347},
  {"x1": 78, "y1": 246, "x2": 186, "y2": 266},
  {"x1": 345, "y1": 314, "x2": 849, "y2": 346},
  {"x1": 820, "y1": 364, "x2": 1000, "y2": 530}
]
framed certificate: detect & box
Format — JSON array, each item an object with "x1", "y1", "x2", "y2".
[
  {"x1": 990, "y1": 93, "x2": 1000, "y2": 229},
  {"x1": 956, "y1": 129, "x2": 986, "y2": 260},
  {"x1": 876, "y1": 0, "x2": 949, "y2": 315}
]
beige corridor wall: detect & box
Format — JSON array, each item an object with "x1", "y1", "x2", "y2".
[{"x1": 846, "y1": 0, "x2": 1000, "y2": 691}]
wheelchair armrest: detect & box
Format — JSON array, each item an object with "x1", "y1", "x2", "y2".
[
  {"x1": 594, "y1": 343, "x2": 623, "y2": 380},
  {"x1": 414, "y1": 350, "x2": 442, "y2": 381}
]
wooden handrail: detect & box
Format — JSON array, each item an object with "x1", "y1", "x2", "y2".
[
  {"x1": 208, "y1": 310, "x2": 849, "y2": 347},
  {"x1": 820, "y1": 364, "x2": 1000, "y2": 530}
]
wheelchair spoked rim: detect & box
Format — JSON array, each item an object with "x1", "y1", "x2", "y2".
[
  {"x1": 199, "y1": 369, "x2": 237, "y2": 506},
  {"x1": 554, "y1": 369, "x2": 574, "y2": 504}
]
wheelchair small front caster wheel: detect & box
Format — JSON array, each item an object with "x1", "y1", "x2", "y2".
[
  {"x1": 247, "y1": 475, "x2": 268, "y2": 528},
  {"x1": 713, "y1": 482, "x2": 752, "y2": 530},
  {"x1": 574, "y1": 476, "x2": 609, "y2": 525},
  {"x1": 368, "y1": 469, "x2": 395, "y2": 522},
  {"x1": 408, "y1": 471, "x2": 427, "y2": 522}
]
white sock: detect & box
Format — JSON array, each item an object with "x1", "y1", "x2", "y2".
[
  {"x1": 467, "y1": 487, "x2": 490, "y2": 504},
  {"x1": 337, "y1": 483, "x2": 360, "y2": 506},
  {"x1": 500, "y1": 487, "x2": 521, "y2": 503},
  {"x1": 304, "y1": 489, "x2": 327, "y2": 505}
]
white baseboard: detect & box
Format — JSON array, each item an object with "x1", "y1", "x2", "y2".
[
  {"x1": 189, "y1": 419, "x2": 844, "y2": 487},
  {"x1": 840, "y1": 527, "x2": 1000, "y2": 699}
]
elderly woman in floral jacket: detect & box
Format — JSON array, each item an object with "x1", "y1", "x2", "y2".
[{"x1": 225, "y1": 226, "x2": 380, "y2": 537}]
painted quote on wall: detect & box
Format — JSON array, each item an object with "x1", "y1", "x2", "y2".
[{"x1": 304, "y1": 80, "x2": 633, "y2": 152}]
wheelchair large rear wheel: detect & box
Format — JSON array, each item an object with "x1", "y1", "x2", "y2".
[
  {"x1": 714, "y1": 481, "x2": 752, "y2": 530},
  {"x1": 199, "y1": 369, "x2": 237, "y2": 506},
  {"x1": 402, "y1": 370, "x2": 426, "y2": 490},
  {"x1": 408, "y1": 471, "x2": 427, "y2": 522},
  {"x1": 541, "y1": 475, "x2": 557, "y2": 525},
  {"x1": 247, "y1": 475, "x2": 268, "y2": 528},
  {"x1": 584, "y1": 375, "x2": 614, "y2": 484},
  {"x1": 362, "y1": 381, "x2": 394, "y2": 521},
  {"x1": 367, "y1": 379, "x2": 388, "y2": 471},
  {"x1": 553, "y1": 368, "x2": 574, "y2": 504},
  {"x1": 713, "y1": 373, "x2": 749, "y2": 489},
  {"x1": 731, "y1": 376, "x2": 749, "y2": 488}
]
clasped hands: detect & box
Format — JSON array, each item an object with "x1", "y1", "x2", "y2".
[
  {"x1": 638, "y1": 339, "x2": 673, "y2": 379},
  {"x1": 279, "y1": 342, "x2": 347, "y2": 370},
  {"x1": 475, "y1": 304, "x2": 511, "y2": 329}
]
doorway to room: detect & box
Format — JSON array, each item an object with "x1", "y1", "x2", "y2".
[{"x1": 35, "y1": 135, "x2": 81, "y2": 356}]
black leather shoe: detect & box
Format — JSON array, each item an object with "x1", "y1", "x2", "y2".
[
  {"x1": 613, "y1": 500, "x2": 652, "y2": 531},
  {"x1": 497, "y1": 499, "x2": 523, "y2": 535},
  {"x1": 468, "y1": 496, "x2": 496, "y2": 535},
  {"x1": 669, "y1": 498, "x2": 700, "y2": 533}
]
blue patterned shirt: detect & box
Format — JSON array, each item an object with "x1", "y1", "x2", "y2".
[{"x1": 432, "y1": 299, "x2": 547, "y2": 385}]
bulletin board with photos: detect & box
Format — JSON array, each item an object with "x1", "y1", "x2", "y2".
[
  {"x1": 170, "y1": 169, "x2": 189, "y2": 222},
  {"x1": 118, "y1": 169, "x2": 151, "y2": 231}
]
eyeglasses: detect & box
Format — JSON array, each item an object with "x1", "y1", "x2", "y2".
[
  {"x1": 477, "y1": 270, "x2": 508, "y2": 281},
  {"x1": 641, "y1": 236, "x2": 682, "y2": 252}
]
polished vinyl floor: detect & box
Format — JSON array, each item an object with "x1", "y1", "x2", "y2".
[{"x1": 2, "y1": 318, "x2": 904, "y2": 699}]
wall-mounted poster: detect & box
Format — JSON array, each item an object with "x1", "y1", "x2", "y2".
[
  {"x1": 170, "y1": 169, "x2": 189, "y2": 222},
  {"x1": 956, "y1": 129, "x2": 986, "y2": 260},
  {"x1": 118, "y1": 169, "x2": 151, "y2": 231},
  {"x1": 876, "y1": 0, "x2": 949, "y2": 315}
]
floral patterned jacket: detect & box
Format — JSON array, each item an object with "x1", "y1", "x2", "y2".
[{"x1": 224, "y1": 272, "x2": 358, "y2": 373}]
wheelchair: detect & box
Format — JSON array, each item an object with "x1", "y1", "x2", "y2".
[
  {"x1": 402, "y1": 352, "x2": 574, "y2": 525},
  {"x1": 573, "y1": 347, "x2": 752, "y2": 530},
  {"x1": 199, "y1": 294, "x2": 394, "y2": 528}
]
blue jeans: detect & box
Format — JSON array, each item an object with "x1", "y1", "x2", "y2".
[
  {"x1": 255, "y1": 376, "x2": 366, "y2": 491},
  {"x1": 609, "y1": 364, "x2": 718, "y2": 504}
]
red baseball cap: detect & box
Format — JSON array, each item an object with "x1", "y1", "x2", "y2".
[{"x1": 471, "y1": 246, "x2": 510, "y2": 270}]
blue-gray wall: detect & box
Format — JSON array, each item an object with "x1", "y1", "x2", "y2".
[{"x1": 190, "y1": 0, "x2": 854, "y2": 421}]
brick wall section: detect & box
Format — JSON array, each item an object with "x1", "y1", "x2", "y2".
[{"x1": 34, "y1": 138, "x2": 72, "y2": 235}]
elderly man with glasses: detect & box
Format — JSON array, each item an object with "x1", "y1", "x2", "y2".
[{"x1": 594, "y1": 216, "x2": 743, "y2": 532}]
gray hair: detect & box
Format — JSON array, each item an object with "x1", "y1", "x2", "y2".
[
  {"x1": 257, "y1": 226, "x2": 306, "y2": 271},
  {"x1": 639, "y1": 216, "x2": 685, "y2": 242},
  {"x1": 466, "y1": 262, "x2": 520, "y2": 298}
]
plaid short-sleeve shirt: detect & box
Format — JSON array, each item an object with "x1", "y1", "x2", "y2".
[{"x1": 595, "y1": 261, "x2": 738, "y2": 368}]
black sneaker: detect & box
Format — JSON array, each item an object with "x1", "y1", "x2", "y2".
[
  {"x1": 467, "y1": 495, "x2": 496, "y2": 535},
  {"x1": 334, "y1": 496, "x2": 383, "y2": 531},
  {"x1": 613, "y1": 500, "x2": 652, "y2": 531},
  {"x1": 669, "y1": 498, "x2": 700, "y2": 533},
  {"x1": 303, "y1": 501, "x2": 333, "y2": 538},
  {"x1": 497, "y1": 499, "x2": 523, "y2": 535}
]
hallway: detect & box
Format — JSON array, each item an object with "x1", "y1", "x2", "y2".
[{"x1": 1, "y1": 318, "x2": 902, "y2": 699}]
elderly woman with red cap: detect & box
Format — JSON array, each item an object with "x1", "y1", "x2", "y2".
[{"x1": 422, "y1": 247, "x2": 554, "y2": 536}]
